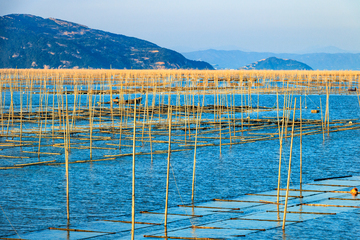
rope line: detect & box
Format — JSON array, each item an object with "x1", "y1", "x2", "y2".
[
  {"x1": 0, "y1": 204, "x2": 21, "y2": 239},
  {"x1": 170, "y1": 162, "x2": 195, "y2": 227}
]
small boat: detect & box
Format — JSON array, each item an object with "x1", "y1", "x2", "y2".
[
  {"x1": 113, "y1": 96, "x2": 142, "y2": 105},
  {"x1": 99, "y1": 96, "x2": 143, "y2": 105},
  {"x1": 348, "y1": 87, "x2": 357, "y2": 92}
]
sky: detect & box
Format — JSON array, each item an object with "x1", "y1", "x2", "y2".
[{"x1": 1, "y1": 0, "x2": 360, "y2": 53}]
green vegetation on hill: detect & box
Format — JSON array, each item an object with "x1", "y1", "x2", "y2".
[
  {"x1": 0, "y1": 14, "x2": 213, "y2": 70},
  {"x1": 241, "y1": 57, "x2": 313, "y2": 70}
]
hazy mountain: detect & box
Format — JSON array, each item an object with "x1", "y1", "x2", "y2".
[
  {"x1": 183, "y1": 49, "x2": 360, "y2": 70},
  {"x1": 295, "y1": 46, "x2": 352, "y2": 54},
  {"x1": 241, "y1": 57, "x2": 313, "y2": 70},
  {"x1": 182, "y1": 49, "x2": 274, "y2": 69},
  {"x1": 0, "y1": 14, "x2": 213, "y2": 70}
]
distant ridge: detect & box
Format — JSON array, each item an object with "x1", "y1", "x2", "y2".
[
  {"x1": 0, "y1": 14, "x2": 213, "y2": 70},
  {"x1": 295, "y1": 46, "x2": 351, "y2": 54},
  {"x1": 183, "y1": 49, "x2": 360, "y2": 70},
  {"x1": 241, "y1": 57, "x2": 313, "y2": 70}
]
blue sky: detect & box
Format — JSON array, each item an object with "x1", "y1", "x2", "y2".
[{"x1": 1, "y1": 0, "x2": 360, "y2": 53}]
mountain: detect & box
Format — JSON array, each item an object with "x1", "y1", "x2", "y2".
[
  {"x1": 241, "y1": 57, "x2": 313, "y2": 70},
  {"x1": 0, "y1": 14, "x2": 213, "y2": 70},
  {"x1": 183, "y1": 49, "x2": 360, "y2": 70},
  {"x1": 295, "y1": 46, "x2": 352, "y2": 54},
  {"x1": 183, "y1": 49, "x2": 274, "y2": 69}
]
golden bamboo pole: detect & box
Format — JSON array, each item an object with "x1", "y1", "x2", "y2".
[
  {"x1": 326, "y1": 83, "x2": 330, "y2": 135},
  {"x1": 108, "y1": 76, "x2": 114, "y2": 130},
  {"x1": 282, "y1": 98, "x2": 296, "y2": 230},
  {"x1": 276, "y1": 92, "x2": 287, "y2": 204},
  {"x1": 131, "y1": 102, "x2": 137, "y2": 240},
  {"x1": 37, "y1": 115, "x2": 43, "y2": 158},
  {"x1": 191, "y1": 103, "x2": 202, "y2": 203},
  {"x1": 232, "y1": 85, "x2": 236, "y2": 137},
  {"x1": 217, "y1": 84, "x2": 222, "y2": 156},
  {"x1": 226, "y1": 93, "x2": 232, "y2": 144},
  {"x1": 300, "y1": 96, "x2": 303, "y2": 197},
  {"x1": 88, "y1": 86, "x2": 93, "y2": 160},
  {"x1": 51, "y1": 93, "x2": 55, "y2": 138},
  {"x1": 164, "y1": 106, "x2": 172, "y2": 228},
  {"x1": 43, "y1": 87, "x2": 49, "y2": 136},
  {"x1": 0, "y1": 82, "x2": 3, "y2": 134},
  {"x1": 320, "y1": 98, "x2": 325, "y2": 141},
  {"x1": 118, "y1": 82, "x2": 124, "y2": 150},
  {"x1": 5, "y1": 84, "x2": 13, "y2": 138},
  {"x1": 20, "y1": 91, "x2": 23, "y2": 144},
  {"x1": 241, "y1": 79, "x2": 244, "y2": 132},
  {"x1": 141, "y1": 91, "x2": 148, "y2": 142},
  {"x1": 10, "y1": 83, "x2": 14, "y2": 127},
  {"x1": 71, "y1": 84, "x2": 78, "y2": 129},
  {"x1": 65, "y1": 93, "x2": 70, "y2": 222}
]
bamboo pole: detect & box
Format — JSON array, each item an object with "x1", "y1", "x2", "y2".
[
  {"x1": 20, "y1": 91, "x2": 23, "y2": 145},
  {"x1": 326, "y1": 83, "x2": 330, "y2": 135},
  {"x1": 37, "y1": 114, "x2": 43, "y2": 159},
  {"x1": 0, "y1": 82, "x2": 3, "y2": 134},
  {"x1": 226, "y1": 93, "x2": 232, "y2": 144},
  {"x1": 164, "y1": 106, "x2": 172, "y2": 228},
  {"x1": 218, "y1": 87, "x2": 222, "y2": 156},
  {"x1": 320, "y1": 98, "x2": 325, "y2": 141},
  {"x1": 131, "y1": 102, "x2": 137, "y2": 240},
  {"x1": 241, "y1": 78, "x2": 244, "y2": 132},
  {"x1": 5, "y1": 84, "x2": 13, "y2": 138},
  {"x1": 51, "y1": 92, "x2": 55, "y2": 138},
  {"x1": 64, "y1": 91, "x2": 70, "y2": 223},
  {"x1": 191, "y1": 103, "x2": 202, "y2": 203},
  {"x1": 118, "y1": 84, "x2": 124, "y2": 150},
  {"x1": 276, "y1": 92, "x2": 287, "y2": 204},
  {"x1": 10, "y1": 83, "x2": 14, "y2": 127},
  {"x1": 108, "y1": 76, "x2": 114, "y2": 130},
  {"x1": 282, "y1": 98, "x2": 296, "y2": 230},
  {"x1": 300, "y1": 96, "x2": 303, "y2": 197},
  {"x1": 142, "y1": 91, "x2": 148, "y2": 142},
  {"x1": 87, "y1": 82, "x2": 94, "y2": 160},
  {"x1": 184, "y1": 94, "x2": 188, "y2": 145},
  {"x1": 149, "y1": 116, "x2": 153, "y2": 163},
  {"x1": 71, "y1": 84, "x2": 78, "y2": 129}
]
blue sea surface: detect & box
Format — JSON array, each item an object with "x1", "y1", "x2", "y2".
[{"x1": 1, "y1": 93, "x2": 360, "y2": 239}]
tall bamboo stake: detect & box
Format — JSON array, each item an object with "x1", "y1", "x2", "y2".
[
  {"x1": 282, "y1": 98, "x2": 296, "y2": 230},
  {"x1": 326, "y1": 83, "x2": 330, "y2": 135},
  {"x1": 51, "y1": 93, "x2": 55, "y2": 138},
  {"x1": 0, "y1": 82, "x2": 3, "y2": 134},
  {"x1": 320, "y1": 98, "x2": 325, "y2": 141},
  {"x1": 226, "y1": 94, "x2": 232, "y2": 144},
  {"x1": 108, "y1": 76, "x2": 114, "y2": 131},
  {"x1": 118, "y1": 83, "x2": 124, "y2": 150},
  {"x1": 277, "y1": 93, "x2": 287, "y2": 204},
  {"x1": 5, "y1": 84, "x2": 13, "y2": 138},
  {"x1": 65, "y1": 93, "x2": 70, "y2": 223},
  {"x1": 232, "y1": 86, "x2": 236, "y2": 137},
  {"x1": 89, "y1": 88, "x2": 93, "y2": 160},
  {"x1": 71, "y1": 85, "x2": 78, "y2": 129},
  {"x1": 191, "y1": 103, "x2": 202, "y2": 203},
  {"x1": 37, "y1": 115, "x2": 43, "y2": 158},
  {"x1": 164, "y1": 106, "x2": 172, "y2": 228},
  {"x1": 20, "y1": 91, "x2": 23, "y2": 144},
  {"x1": 131, "y1": 102, "x2": 137, "y2": 240},
  {"x1": 300, "y1": 96, "x2": 303, "y2": 197},
  {"x1": 218, "y1": 88, "x2": 222, "y2": 156},
  {"x1": 241, "y1": 78, "x2": 244, "y2": 132}
]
